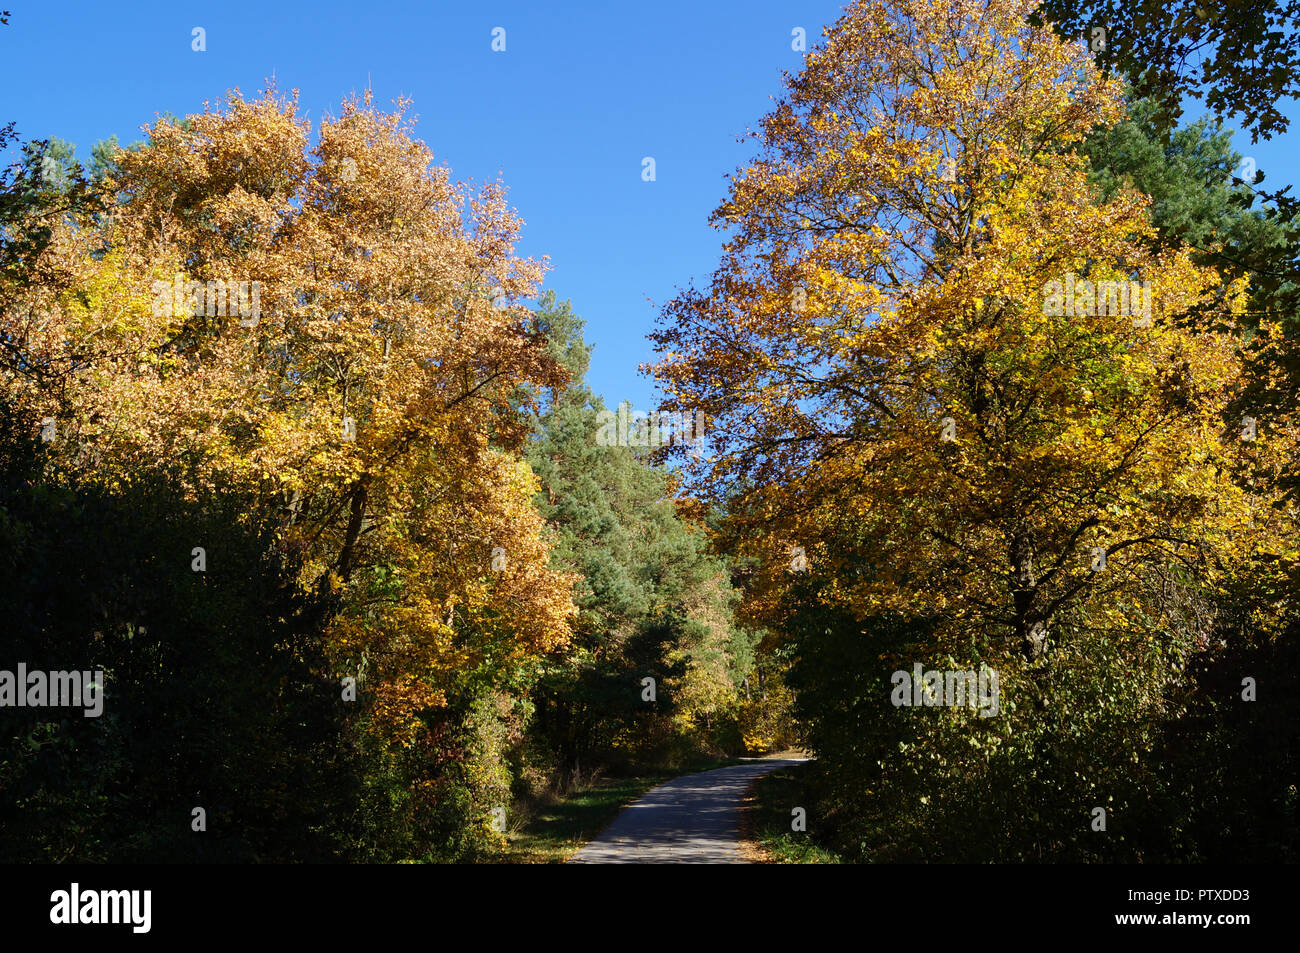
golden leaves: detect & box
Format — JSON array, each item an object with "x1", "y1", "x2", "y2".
[
  {"x1": 5, "y1": 87, "x2": 580, "y2": 745},
  {"x1": 650, "y1": 0, "x2": 1297, "y2": 654}
]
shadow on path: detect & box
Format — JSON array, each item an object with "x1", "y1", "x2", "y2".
[{"x1": 567, "y1": 757, "x2": 809, "y2": 864}]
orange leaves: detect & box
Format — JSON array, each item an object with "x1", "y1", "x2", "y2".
[
  {"x1": 651, "y1": 0, "x2": 1296, "y2": 654},
  {"x1": 4, "y1": 87, "x2": 580, "y2": 747}
]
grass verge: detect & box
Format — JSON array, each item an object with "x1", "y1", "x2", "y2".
[{"x1": 740, "y1": 760, "x2": 845, "y2": 863}]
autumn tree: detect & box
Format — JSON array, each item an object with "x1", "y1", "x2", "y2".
[
  {"x1": 0, "y1": 89, "x2": 579, "y2": 856},
  {"x1": 651, "y1": 0, "x2": 1296, "y2": 858},
  {"x1": 1081, "y1": 95, "x2": 1299, "y2": 322},
  {"x1": 654, "y1": 0, "x2": 1292, "y2": 658},
  {"x1": 1076, "y1": 88, "x2": 1300, "y2": 862},
  {"x1": 1038, "y1": 2, "x2": 1300, "y2": 526}
]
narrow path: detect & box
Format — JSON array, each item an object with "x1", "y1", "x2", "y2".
[{"x1": 567, "y1": 757, "x2": 808, "y2": 864}]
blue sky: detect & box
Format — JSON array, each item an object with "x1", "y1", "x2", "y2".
[{"x1": 2, "y1": 1, "x2": 1295, "y2": 413}]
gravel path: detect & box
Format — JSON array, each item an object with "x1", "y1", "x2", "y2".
[{"x1": 567, "y1": 757, "x2": 809, "y2": 864}]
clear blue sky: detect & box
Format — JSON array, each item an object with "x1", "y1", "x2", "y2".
[{"x1": 2, "y1": 1, "x2": 1295, "y2": 413}]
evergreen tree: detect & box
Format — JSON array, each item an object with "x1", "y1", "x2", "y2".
[{"x1": 525, "y1": 292, "x2": 762, "y2": 777}]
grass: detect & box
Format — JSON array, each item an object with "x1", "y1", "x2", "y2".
[
  {"x1": 501, "y1": 755, "x2": 745, "y2": 863},
  {"x1": 742, "y1": 760, "x2": 845, "y2": 864}
]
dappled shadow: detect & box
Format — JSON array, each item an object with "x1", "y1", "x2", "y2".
[{"x1": 568, "y1": 759, "x2": 808, "y2": 864}]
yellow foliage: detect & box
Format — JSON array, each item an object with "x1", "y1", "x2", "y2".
[{"x1": 2, "y1": 87, "x2": 579, "y2": 745}]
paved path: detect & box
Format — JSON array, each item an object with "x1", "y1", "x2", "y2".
[{"x1": 567, "y1": 757, "x2": 808, "y2": 864}]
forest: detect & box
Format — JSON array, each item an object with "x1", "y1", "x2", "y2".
[{"x1": 1, "y1": 0, "x2": 1297, "y2": 864}]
